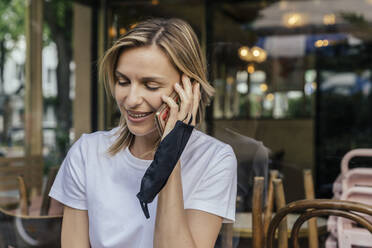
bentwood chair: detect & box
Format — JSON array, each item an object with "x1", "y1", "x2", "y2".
[
  {"x1": 15, "y1": 167, "x2": 63, "y2": 217},
  {"x1": 0, "y1": 156, "x2": 44, "y2": 210},
  {"x1": 252, "y1": 173, "x2": 286, "y2": 248},
  {"x1": 0, "y1": 206, "x2": 62, "y2": 248},
  {"x1": 266, "y1": 199, "x2": 372, "y2": 248}
]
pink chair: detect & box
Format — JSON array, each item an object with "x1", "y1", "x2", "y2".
[
  {"x1": 332, "y1": 149, "x2": 372, "y2": 198},
  {"x1": 342, "y1": 168, "x2": 372, "y2": 192},
  {"x1": 325, "y1": 235, "x2": 337, "y2": 248},
  {"x1": 337, "y1": 187, "x2": 372, "y2": 248},
  {"x1": 327, "y1": 149, "x2": 372, "y2": 248}
]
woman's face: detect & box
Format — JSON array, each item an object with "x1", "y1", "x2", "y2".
[{"x1": 114, "y1": 46, "x2": 180, "y2": 137}]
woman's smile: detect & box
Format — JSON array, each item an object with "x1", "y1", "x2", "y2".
[{"x1": 126, "y1": 110, "x2": 154, "y2": 123}]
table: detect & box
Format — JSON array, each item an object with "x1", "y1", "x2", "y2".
[{"x1": 233, "y1": 212, "x2": 327, "y2": 238}]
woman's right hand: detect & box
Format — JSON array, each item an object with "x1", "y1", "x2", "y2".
[{"x1": 160, "y1": 74, "x2": 200, "y2": 139}]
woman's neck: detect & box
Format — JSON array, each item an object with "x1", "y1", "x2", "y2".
[{"x1": 129, "y1": 130, "x2": 160, "y2": 160}]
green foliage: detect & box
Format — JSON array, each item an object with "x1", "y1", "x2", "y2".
[
  {"x1": 44, "y1": 0, "x2": 74, "y2": 162},
  {"x1": 0, "y1": 0, "x2": 24, "y2": 41},
  {"x1": 44, "y1": 0, "x2": 73, "y2": 42}
]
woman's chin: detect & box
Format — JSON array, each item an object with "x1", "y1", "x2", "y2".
[{"x1": 127, "y1": 125, "x2": 159, "y2": 137}]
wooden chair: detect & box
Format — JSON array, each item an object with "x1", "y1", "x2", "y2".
[
  {"x1": 303, "y1": 169, "x2": 318, "y2": 248},
  {"x1": 252, "y1": 173, "x2": 288, "y2": 248},
  {"x1": 266, "y1": 199, "x2": 372, "y2": 248},
  {"x1": 0, "y1": 206, "x2": 62, "y2": 248},
  {"x1": 263, "y1": 170, "x2": 278, "y2": 238},
  {"x1": 252, "y1": 171, "x2": 327, "y2": 248},
  {"x1": 252, "y1": 177, "x2": 264, "y2": 248},
  {"x1": 0, "y1": 156, "x2": 44, "y2": 193},
  {"x1": 220, "y1": 223, "x2": 233, "y2": 248},
  {"x1": 0, "y1": 156, "x2": 43, "y2": 210},
  {"x1": 17, "y1": 175, "x2": 29, "y2": 215},
  {"x1": 15, "y1": 166, "x2": 63, "y2": 217},
  {"x1": 273, "y1": 178, "x2": 288, "y2": 248},
  {"x1": 40, "y1": 166, "x2": 59, "y2": 216}
]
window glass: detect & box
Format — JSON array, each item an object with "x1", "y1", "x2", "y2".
[{"x1": 0, "y1": 1, "x2": 73, "y2": 245}]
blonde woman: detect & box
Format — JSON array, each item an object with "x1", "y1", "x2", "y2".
[{"x1": 50, "y1": 18, "x2": 237, "y2": 248}]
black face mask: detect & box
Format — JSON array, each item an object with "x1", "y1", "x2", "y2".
[{"x1": 136, "y1": 120, "x2": 194, "y2": 219}]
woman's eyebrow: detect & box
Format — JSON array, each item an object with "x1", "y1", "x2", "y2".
[
  {"x1": 114, "y1": 70, "x2": 128, "y2": 79},
  {"x1": 115, "y1": 71, "x2": 167, "y2": 84},
  {"x1": 141, "y1": 76, "x2": 167, "y2": 84}
]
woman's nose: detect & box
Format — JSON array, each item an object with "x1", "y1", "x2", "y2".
[{"x1": 125, "y1": 85, "x2": 143, "y2": 107}]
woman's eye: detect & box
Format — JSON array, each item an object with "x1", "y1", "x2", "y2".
[
  {"x1": 117, "y1": 80, "x2": 129, "y2": 86},
  {"x1": 145, "y1": 83, "x2": 160, "y2": 91}
]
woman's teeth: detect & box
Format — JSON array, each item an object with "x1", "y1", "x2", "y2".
[{"x1": 128, "y1": 112, "x2": 151, "y2": 118}]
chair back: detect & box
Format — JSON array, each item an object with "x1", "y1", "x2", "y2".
[
  {"x1": 336, "y1": 187, "x2": 372, "y2": 247},
  {"x1": 0, "y1": 207, "x2": 62, "y2": 247},
  {"x1": 341, "y1": 149, "x2": 372, "y2": 175},
  {"x1": 342, "y1": 168, "x2": 372, "y2": 191},
  {"x1": 266, "y1": 199, "x2": 372, "y2": 248},
  {"x1": 332, "y1": 149, "x2": 372, "y2": 199},
  {"x1": 0, "y1": 156, "x2": 43, "y2": 194}
]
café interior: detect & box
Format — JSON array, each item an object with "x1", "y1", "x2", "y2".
[{"x1": 0, "y1": 0, "x2": 372, "y2": 247}]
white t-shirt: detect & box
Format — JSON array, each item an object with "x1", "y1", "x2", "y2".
[{"x1": 49, "y1": 127, "x2": 237, "y2": 248}]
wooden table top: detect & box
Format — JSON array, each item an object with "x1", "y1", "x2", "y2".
[{"x1": 233, "y1": 212, "x2": 327, "y2": 238}]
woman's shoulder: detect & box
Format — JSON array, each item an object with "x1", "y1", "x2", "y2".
[
  {"x1": 67, "y1": 127, "x2": 120, "y2": 155},
  {"x1": 183, "y1": 129, "x2": 237, "y2": 181},
  {"x1": 187, "y1": 129, "x2": 235, "y2": 159},
  {"x1": 77, "y1": 127, "x2": 119, "y2": 144}
]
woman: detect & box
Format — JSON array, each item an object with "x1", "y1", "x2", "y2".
[{"x1": 50, "y1": 18, "x2": 237, "y2": 248}]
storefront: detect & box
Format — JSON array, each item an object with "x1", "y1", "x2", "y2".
[{"x1": 0, "y1": 0, "x2": 372, "y2": 246}]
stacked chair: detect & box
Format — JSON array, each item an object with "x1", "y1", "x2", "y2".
[
  {"x1": 252, "y1": 167, "x2": 372, "y2": 248},
  {"x1": 326, "y1": 149, "x2": 372, "y2": 248},
  {"x1": 266, "y1": 199, "x2": 372, "y2": 248}
]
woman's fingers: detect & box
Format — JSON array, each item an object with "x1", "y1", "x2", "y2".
[
  {"x1": 182, "y1": 75, "x2": 194, "y2": 115},
  {"x1": 174, "y1": 82, "x2": 188, "y2": 111},
  {"x1": 191, "y1": 83, "x2": 200, "y2": 126},
  {"x1": 160, "y1": 75, "x2": 199, "y2": 139},
  {"x1": 160, "y1": 95, "x2": 179, "y2": 137},
  {"x1": 174, "y1": 79, "x2": 192, "y2": 120},
  {"x1": 182, "y1": 74, "x2": 193, "y2": 99}
]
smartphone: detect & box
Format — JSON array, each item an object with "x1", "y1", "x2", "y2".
[{"x1": 155, "y1": 91, "x2": 179, "y2": 136}]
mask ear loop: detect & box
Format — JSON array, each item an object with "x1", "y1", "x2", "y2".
[
  {"x1": 139, "y1": 201, "x2": 150, "y2": 219},
  {"x1": 182, "y1": 113, "x2": 193, "y2": 125},
  {"x1": 188, "y1": 114, "x2": 193, "y2": 125}
]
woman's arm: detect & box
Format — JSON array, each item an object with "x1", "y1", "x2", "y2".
[
  {"x1": 61, "y1": 206, "x2": 90, "y2": 248},
  {"x1": 154, "y1": 161, "x2": 223, "y2": 248},
  {"x1": 154, "y1": 76, "x2": 227, "y2": 247}
]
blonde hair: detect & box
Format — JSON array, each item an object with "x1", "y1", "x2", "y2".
[{"x1": 99, "y1": 18, "x2": 215, "y2": 155}]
